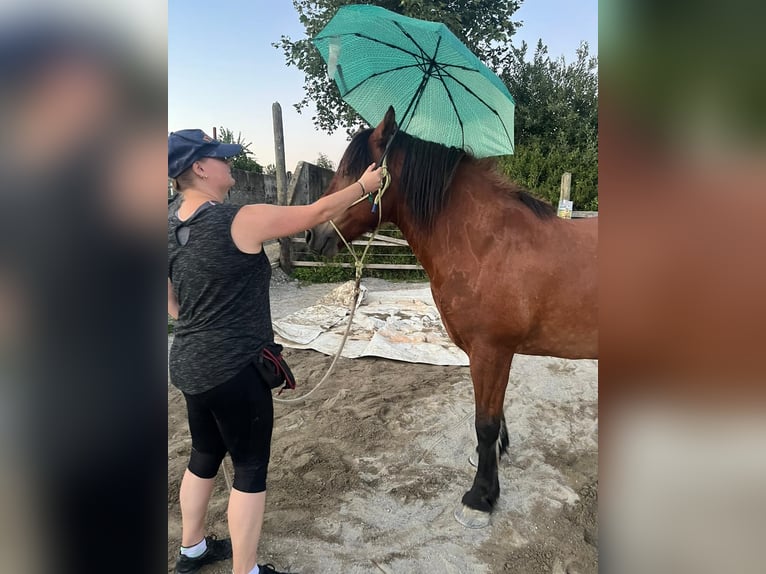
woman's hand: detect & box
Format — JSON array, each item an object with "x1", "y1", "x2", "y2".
[{"x1": 358, "y1": 163, "x2": 384, "y2": 194}]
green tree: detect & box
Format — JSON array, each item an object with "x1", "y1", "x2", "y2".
[
  {"x1": 217, "y1": 127, "x2": 264, "y2": 173},
  {"x1": 274, "y1": 0, "x2": 521, "y2": 136},
  {"x1": 315, "y1": 152, "x2": 335, "y2": 170},
  {"x1": 496, "y1": 41, "x2": 598, "y2": 210},
  {"x1": 276, "y1": 1, "x2": 597, "y2": 210}
]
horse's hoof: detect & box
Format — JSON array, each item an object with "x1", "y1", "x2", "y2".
[{"x1": 453, "y1": 504, "x2": 491, "y2": 528}]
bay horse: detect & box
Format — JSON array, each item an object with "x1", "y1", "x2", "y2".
[{"x1": 306, "y1": 107, "x2": 598, "y2": 528}]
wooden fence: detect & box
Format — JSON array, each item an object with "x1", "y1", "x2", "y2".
[{"x1": 290, "y1": 230, "x2": 424, "y2": 271}]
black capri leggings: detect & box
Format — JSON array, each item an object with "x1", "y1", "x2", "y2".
[{"x1": 182, "y1": 361, "x2": 273, "y2": 493}]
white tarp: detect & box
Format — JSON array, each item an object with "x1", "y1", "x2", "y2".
[{"x1": 273, "y1": 281, "x2": 469, "y2": 366}]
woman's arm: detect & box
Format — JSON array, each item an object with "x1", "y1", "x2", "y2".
[
  {"x1": 231, "y1": 163, "x2": 382, "y2": 253},
  {"x1": 168, "y1": 278, "x2": 179, "y2": 320}
]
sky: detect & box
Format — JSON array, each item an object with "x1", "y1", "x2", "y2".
[{"x1": 168, "y1": 0, "x2": 597, "y2": 171}]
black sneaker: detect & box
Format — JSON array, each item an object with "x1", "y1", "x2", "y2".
[
  {"x1": 259, "y1": 564, "x2": 295, "y2": 574},
  {"x1": 174, "y1": 535, "x2": 232, "y2": 574}
]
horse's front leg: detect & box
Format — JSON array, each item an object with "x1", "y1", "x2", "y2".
[
  {"x1": 469, "y1": 413, "x2": 509, "y2": 468},
  {"x1": 454, "y1": 348, "x2": 513, "y2": 528}
]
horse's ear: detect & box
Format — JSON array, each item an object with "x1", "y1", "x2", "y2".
[
  {"x1": 383, "y1": 106, "x2": 397, "y2": 135},
  {"x1": 373, "y1": 105, "x2": 398, "y2": 143}
]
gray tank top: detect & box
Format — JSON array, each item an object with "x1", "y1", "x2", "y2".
[{"x1": 168, "y1": 201, "x2": 273, "y2": 394}]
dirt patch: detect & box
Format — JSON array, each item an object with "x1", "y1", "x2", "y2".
[{"x1": 168, "y1": 277, "x2": 598, "y2": 573}]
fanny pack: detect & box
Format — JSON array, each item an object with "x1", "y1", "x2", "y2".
[{"x1": 255, "y1": 342, "x2": 296, "y2": 394}]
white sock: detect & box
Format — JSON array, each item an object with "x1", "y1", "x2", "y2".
[
  {"x1": 180, "y1": 537, "x2": 207, "y2": 558},
  {"x1": 248, "y1": 565, "x2": 260, "y2": 574}
]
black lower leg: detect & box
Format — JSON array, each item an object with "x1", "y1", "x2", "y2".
[{"x1": 462, "y1": 418, "x2": 501, "y2": 512}]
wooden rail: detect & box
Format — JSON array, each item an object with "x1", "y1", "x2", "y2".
[{"x1": 290, "y1": 231, "x2": 423, "y2": 271}]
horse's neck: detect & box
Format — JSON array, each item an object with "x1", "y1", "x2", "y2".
[
  {"x1": 392, "y1": 201, "x2": 462, "y2": 275},
  {"x1": 391, "y1": 183, "x2": 536, "y2": 275}
]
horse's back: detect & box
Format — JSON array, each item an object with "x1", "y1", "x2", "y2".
[{"x1": 428, "y1": 205, "x2": 598, "y2": 360}]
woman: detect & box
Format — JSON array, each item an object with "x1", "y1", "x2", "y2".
[{"x1": 167, "y1": 129, "x2": 382, "y2": 574}]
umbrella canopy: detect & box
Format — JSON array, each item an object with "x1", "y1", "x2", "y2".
[{"x1": 313, "y1": 4, "x2": 514, "y2": 158}]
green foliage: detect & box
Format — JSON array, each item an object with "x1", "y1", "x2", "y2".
[
  {"x1": 496, "y1": 42, "x2": 598, "y2": 209},
  {"x1": 315, "y1": 152, "x2": 335, "y2": 170},
  {"x1": 217, "y1": 126, "x2": 264, "y2": 173},
  {"x1": 293, "y1": 263, "x2": 428, "y2": 283},
  {"x1": 274, "y1": 0, "x2": 521, "y2": 136},
  {"x1": 276, "y1": 1, "x2": 597, "y2": 209},
  {"x1": 293, "y1": 262, "x2": 354, "y2": 283}
]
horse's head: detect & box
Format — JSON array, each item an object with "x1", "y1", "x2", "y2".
[{"x1": 306, "y1": 106, "x2": 401, "y2": 257}]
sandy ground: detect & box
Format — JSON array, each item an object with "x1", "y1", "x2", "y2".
[{"x1": 168, "y1": 275, "x2": 598, "y2": 574}]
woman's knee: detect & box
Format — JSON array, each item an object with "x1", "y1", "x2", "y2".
[
  {"x1": 231, "y1": 458, "x2": 269, "y2": 493},
  {"x1": 187, "y1": 447, "x2": 226, "y2": 479}
]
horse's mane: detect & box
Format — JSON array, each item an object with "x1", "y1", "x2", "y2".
[{"x1": 339, "y1": 128, "x2": 556, "y2": 228}]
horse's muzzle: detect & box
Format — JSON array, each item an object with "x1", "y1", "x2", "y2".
[{"x1": 305, "y1": 224, "x2": 339, "y2": 257}]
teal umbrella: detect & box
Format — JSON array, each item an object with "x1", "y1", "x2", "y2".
[{"x1": 313, "y1": 4, "x2": 514, "y2": 158}]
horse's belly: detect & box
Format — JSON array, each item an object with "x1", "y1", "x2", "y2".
[
  {"x1": 516, "y1": 324, "x2": 598, "y2": 359},
  {"x1": 517, "y1": 340, "x2": 598, "y2": 360}
]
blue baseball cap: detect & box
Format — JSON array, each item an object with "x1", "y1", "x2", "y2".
[{"x1": 168, "y1": 129, "x2": 243, "y2": 178}]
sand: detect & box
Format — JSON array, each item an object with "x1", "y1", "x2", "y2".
[{"x1": 168, "y1": 275, "x2": 598, "y2": 573}]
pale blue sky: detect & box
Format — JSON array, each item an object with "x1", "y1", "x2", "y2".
[{"x1": 168, "y1": 0, "x2": 597, "y2": 170}]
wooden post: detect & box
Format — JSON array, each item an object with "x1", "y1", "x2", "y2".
[
  {"x1": 557, "y1": 172, "x2": 573, "y2": 219},
  {"x1": 559, "y1": 172, "x2": 571, "y2": 202},
  {"x1": 272, "y1": 102, "x2": 292, "y2": 274}
]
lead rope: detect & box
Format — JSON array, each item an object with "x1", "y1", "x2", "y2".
[{"x1": 272, "y1": 160, "x2": 391, "y2": 404}]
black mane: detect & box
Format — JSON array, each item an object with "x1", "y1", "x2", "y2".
[{"x1": 338, "y1": 128, "x2": 555, "y2": 228}]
